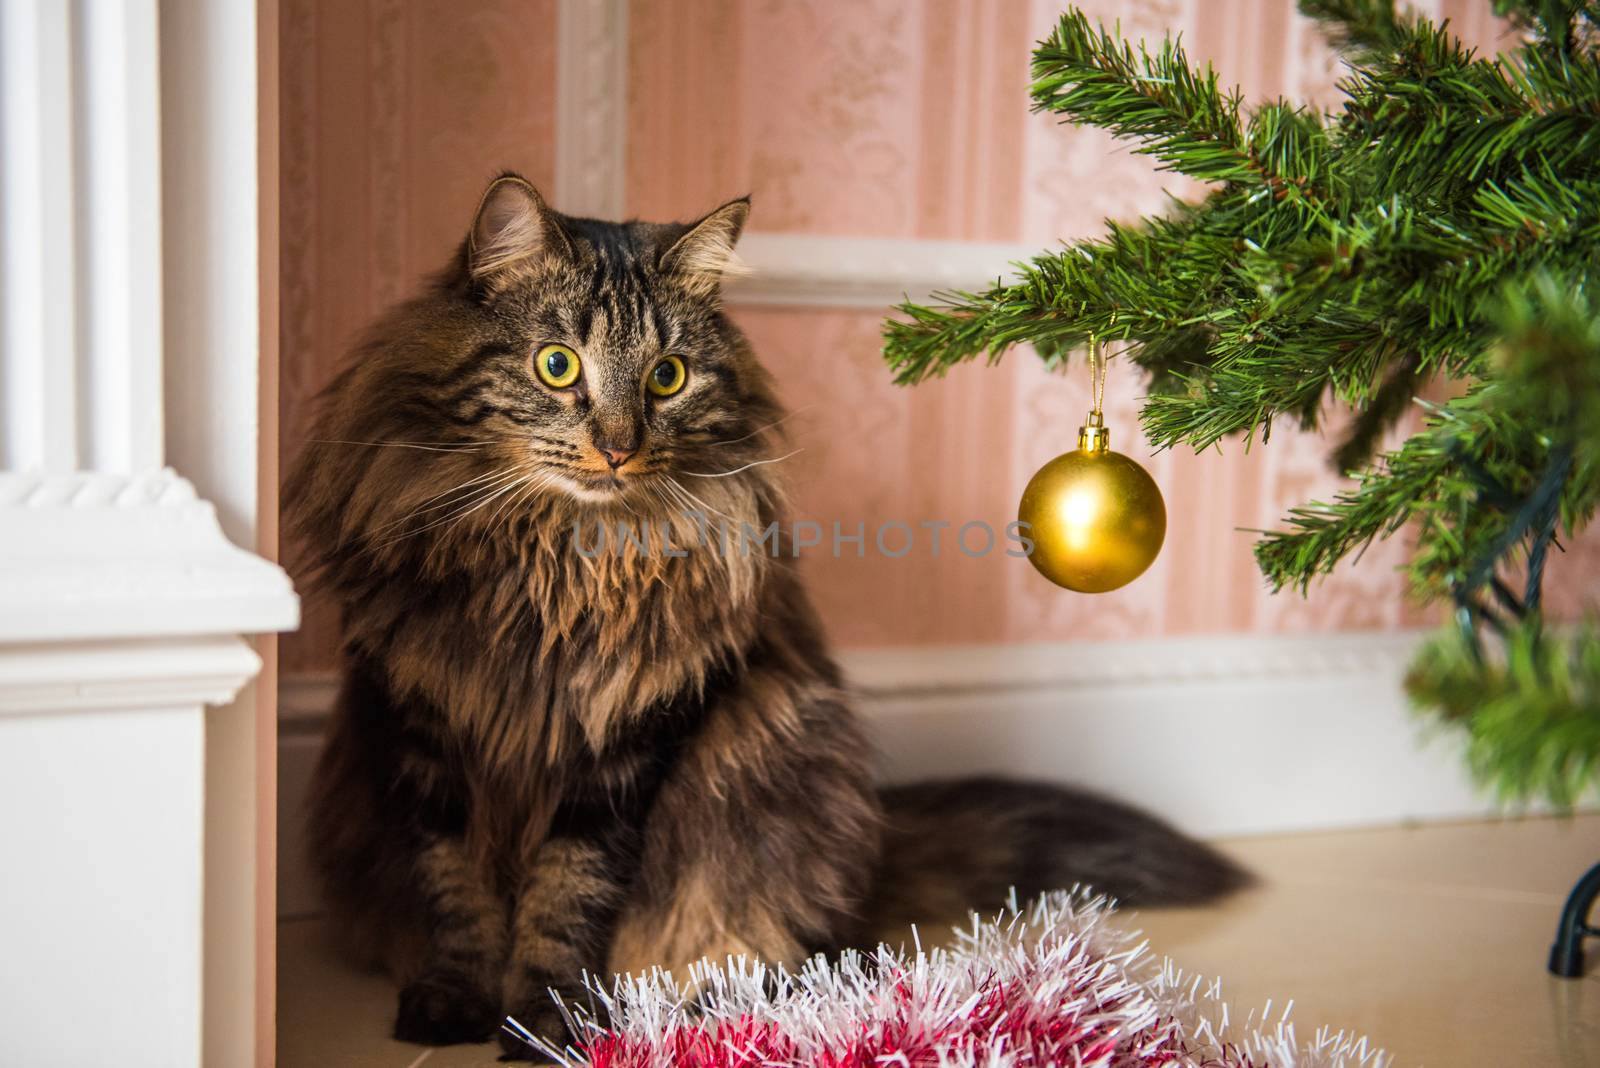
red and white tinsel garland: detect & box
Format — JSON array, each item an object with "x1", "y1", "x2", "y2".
[{"x1": 507, "y1": 891, "x2": 1389, "y2": 1068}]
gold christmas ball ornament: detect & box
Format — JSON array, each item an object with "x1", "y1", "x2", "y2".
[{"x1": 1018, "y1": 350, "x2": 1167, "y2": 593}]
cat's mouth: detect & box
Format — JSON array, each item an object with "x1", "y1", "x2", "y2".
[
  {"x1": 560, "y1": 468, "x2": 641, "y2": 504},
  {"x1": 574, "y1": 470, "x2": 625, "y2": 490}
]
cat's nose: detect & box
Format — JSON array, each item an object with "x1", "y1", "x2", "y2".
[{"x1": 600, "y1": 445, "x2": 636, "y2": 469}]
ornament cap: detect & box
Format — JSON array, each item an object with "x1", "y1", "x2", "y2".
[{"x1": 1078, "y1": 411, "x2": 1110, "y2": 454}]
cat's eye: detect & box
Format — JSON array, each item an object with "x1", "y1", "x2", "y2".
[
  {"x1": 534, "y1": 343, "x2": 581, "y2": 388},
  {"x1": 647, "y1": 355, "x2": 687, "y2": 397}
]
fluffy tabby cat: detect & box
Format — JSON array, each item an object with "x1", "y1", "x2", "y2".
[{"x1": 285, "y1": 173, "x2": 1246, "y2": 1057}]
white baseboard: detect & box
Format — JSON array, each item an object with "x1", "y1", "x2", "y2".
[{"x1": 276, "y1": 631, "x2": 1515, "y2": 918}]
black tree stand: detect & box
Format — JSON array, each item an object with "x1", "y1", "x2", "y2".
[
  {"x1": 1549, "y1": 862, "x2": 1600, "y2": 977},
  {"x1": 1448, "y1": 449, "x2": 1598, "y2": 978}
]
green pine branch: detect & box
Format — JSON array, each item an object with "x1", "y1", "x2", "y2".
[
  {"x1": 1251, "y1": 386, "x2": 1548, "y2": 597},
  {"x1": 1491, "y1": 1, "x2": 1600, "y2": 56},
  {"x1": 1408, "y1": 619, "x2": 1600, "y2": 806},
  {"x1": 1031, "y1": 12, "x2": 1334, "y2": 200},
  {"x1": 1300, "y1": 0, "x2": 1414, "y2": 63},
  {"x1": 1253, "y1": 271, "x2": 1598, "y2": 595},
  {"x1": 883, "y1": 203, "x2": 1229, "y2": 387}
]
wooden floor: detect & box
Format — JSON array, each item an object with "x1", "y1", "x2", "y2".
[{"x1": 278, "y1": 814, "x2": 1600, "y2": 1067}]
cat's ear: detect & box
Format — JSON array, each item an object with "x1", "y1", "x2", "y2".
[
  {"x1": 660, "y1": 197, "x2": 750, "y2": 297},
  {"x1": 468, "y1": 175, "x2": 575, "y2": 282}
]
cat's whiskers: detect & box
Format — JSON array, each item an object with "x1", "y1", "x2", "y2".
[
  {"x1": 439, "y1": 474, "x2": 536, "y2": 536},
  {"x1": 371, "y1": 467, "x2": 523, "y2": 536},
  {"x1": 683, "y1": 448, "x2": 803, "y2": 478},
  {"x1": 380, "y1": 466, "x2": 508, "y2": 514},
  {"x1": 415, "y1": 473, "x2": 543, "y2": 568},
  {"x1": 601, "y1": 476, "x2": 644, "y2": 519},
  {"x1": 476, "y1": 473, "x2": 540, "y2": 552},
  {"x1": 309, "y1": 438, "x2": 488, "y2": 453},
  {"x1": 372, "y1": 468, "x2": 526, "y2": 548},
  {"x1": 664, "y1": 476, "x2": 741, "y2": 527},
  {"x1": 480, "y1": 470, "x2": 559, "y2": 552},
  {"x1": 644, "y1": 483, "x2": 683, "y2": 529},
  {"x1": 655, "y1": 478, "x2": 696, "y2": 521},
  {"x1": 704, "y1": 407, "x2": 811, "y2": 447},
  {"x1": 640, "y1": 483, "x2": 665, "y2": 516}
]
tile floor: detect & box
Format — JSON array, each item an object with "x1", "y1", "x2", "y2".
[{"x1": 278, "y1": 814, "x2": 1600, "y2": 1067}]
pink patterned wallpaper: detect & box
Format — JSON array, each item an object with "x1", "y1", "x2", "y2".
[
  {"x1": 279, "y1": 0, "x2": 1592, "y2": 671},
  {"x1": 280, "y1": 0, "x2": 559, "y2": 672}
]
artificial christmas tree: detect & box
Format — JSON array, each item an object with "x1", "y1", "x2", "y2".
[{"x1": 884, "y1": 0, "x2": 1599, "y2": 968}]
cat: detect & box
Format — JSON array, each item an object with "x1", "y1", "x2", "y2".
[{"x1": 284, "y1": 173, "x2": 1247, "y2": 1058}]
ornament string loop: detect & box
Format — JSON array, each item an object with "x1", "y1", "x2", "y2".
[
  {"x1": 1080, "y1": 334, "x2": 1109, "y2": 453},
  {"x1": 1089, "y1": 333, "x2": 1106, "y2": 421}
]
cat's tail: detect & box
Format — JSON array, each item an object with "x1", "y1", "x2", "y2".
[{"x1": 858, "y1": 777, "x2": 1250, "y2": 944}]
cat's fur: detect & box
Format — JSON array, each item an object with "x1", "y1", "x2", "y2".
[{"x1": 284, "y1": 174, "x2": 1246, "y2": 1057}]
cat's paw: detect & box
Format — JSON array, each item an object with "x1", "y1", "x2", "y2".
[
  {"x1": 393, "y1": 968, "x2": 499, "y2": 1046},
  {"x1": 498, "y1": 993, "x2": 578, "y2": 1061}
]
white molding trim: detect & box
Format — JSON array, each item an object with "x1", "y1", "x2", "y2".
[
  {"x1": 0, "y1": 635, "x2": 262, "y2": 716},
  {"x1": 554, "y1": 0, "x2": 628, "y2": 220},
  {"x1": 727, "y1": 233, "x2": 1039, "y2": 309},
  {"x1": 0, "y1": 468, "x2": 298, "y2": 643},
  {"x1": 275, "y1": 629, "x2": 1530, "y2": 916}
]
